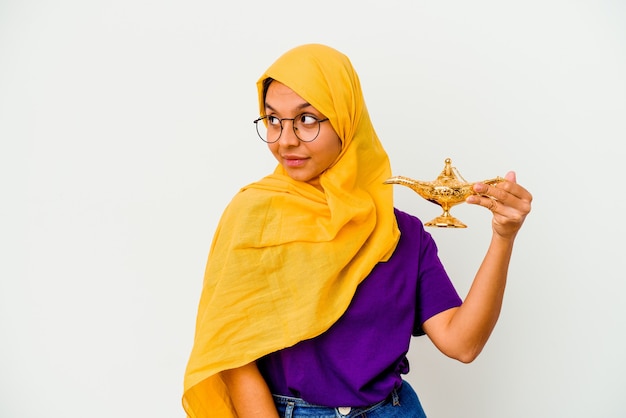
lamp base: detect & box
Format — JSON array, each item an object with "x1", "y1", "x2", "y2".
[{"x1": 424, "y1": 215, "x2": 467, "y2": 228}]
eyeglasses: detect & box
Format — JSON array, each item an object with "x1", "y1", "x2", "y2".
[{"x1": 253, "y1": 114, "x2": 330, "y2": 143}]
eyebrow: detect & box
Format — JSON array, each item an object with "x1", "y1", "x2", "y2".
[{"x1": 264, "y1": 102, "x2": 314, "y2": 113}]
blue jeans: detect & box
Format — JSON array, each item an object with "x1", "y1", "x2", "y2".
[{"x1": 272, "y1": 380, "x2": 427, "y2": 418}]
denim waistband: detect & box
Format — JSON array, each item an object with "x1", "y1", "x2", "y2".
[{"x1": 272, "y1": 383, "x2": 401, "y2": 417}]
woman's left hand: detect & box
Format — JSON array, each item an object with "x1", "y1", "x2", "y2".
[{"x1": 466, "y1": 171, "x2": 532, "y2": 240}]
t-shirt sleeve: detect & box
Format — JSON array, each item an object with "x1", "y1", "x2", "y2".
[{"x1": 412, "y1": 224, "x2": 463, "y2": 336}]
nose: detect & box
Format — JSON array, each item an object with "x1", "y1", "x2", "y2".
[{"x1": 277, "y1": 119, "x2": 300, "y2": 146}]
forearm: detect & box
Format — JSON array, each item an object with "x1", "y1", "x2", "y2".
[
  {"x1": 220, "y1": 362, "x2": 279, "y2": 418},
  {"x1": 425, "y1": 234, "x2": 515, "y2": 362},
  {"x1": 454, "y1": 234, "x2": 514, "y2": 356}
]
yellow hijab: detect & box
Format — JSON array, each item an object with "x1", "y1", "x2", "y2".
[{"x1": 182, "y1": 44, "x2": 400, "y2": 417}]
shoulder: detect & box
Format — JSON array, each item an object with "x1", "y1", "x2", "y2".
[
  {"x1": 393, "y1": 207, "x2": 426, "y2": 234},
  {"x1": 224, "y1": 175, "x2": 293, "y2": 217},
  {"x1": 390, "y1": 207, "x2": 440, "y2": 260}
]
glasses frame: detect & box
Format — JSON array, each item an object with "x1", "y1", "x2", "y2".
[{"x1": 253, "y1": 114, "x2": 330, "y2": 143}]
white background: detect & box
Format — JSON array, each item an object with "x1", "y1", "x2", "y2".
[{"x1": 2, "y1": 1, "x2": 625, "y2": 417}]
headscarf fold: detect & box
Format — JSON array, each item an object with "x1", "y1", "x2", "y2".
[{"x1": 183, "y1": 44, "x2": 400, "y2": 417}]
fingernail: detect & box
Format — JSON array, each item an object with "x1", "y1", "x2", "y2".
[{"x1": 473, "y1": 183, "x2": 486, "y2": 193}]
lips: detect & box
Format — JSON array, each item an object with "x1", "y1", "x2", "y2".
[{"x1": 282, "y1": 155, "x2": 308, "y2": 167}]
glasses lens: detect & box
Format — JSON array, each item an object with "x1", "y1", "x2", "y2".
[
  {"x1": 255, "y1": 117, "x2": 279, "y2": 143},
  {"x1": 293, "y1": 114, "x2": 321, "y2": 142}
]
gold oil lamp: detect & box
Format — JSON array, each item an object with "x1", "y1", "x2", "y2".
[{"x1": 385, "y1": 158, "x2": 503, "y2": 228}]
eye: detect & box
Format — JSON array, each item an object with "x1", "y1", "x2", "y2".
[
  {"x1": 267, "y1": 115, "x2": 281, "y2": 126},
  {"x1": 298, "y1": 114, "x2": 319, "y2": 126}
]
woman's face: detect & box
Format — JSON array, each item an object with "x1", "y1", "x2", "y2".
[{"x1": 264, "y1": 81, "x2": 342, "y2": 190}]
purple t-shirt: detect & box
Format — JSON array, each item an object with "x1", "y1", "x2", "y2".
[{"x1": 257, "y1": 208, "x2": 462, "y2": 407}]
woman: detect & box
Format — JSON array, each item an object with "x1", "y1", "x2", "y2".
[{"x1": 183, "y1": 43, "x2": 532, "y2": 418}]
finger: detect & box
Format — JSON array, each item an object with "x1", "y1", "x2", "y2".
[
  {"x1": 504, "y1": 170, "x2": 516, "y2": 183},
  {"x1": 466, "y1": 194, "x2": 498, "y2": 210},
  {"x1": 476, "y1": 172, "x2": 530, "y2": 204},
  {"x1": 472, "y1": 180, "x2": 504, "y2": 200},
  {"x1": 499, "y1": 175, "x2": 533, "y2": 203},
  {"x1": 468, "y1": 183, "x2": 520, "y2": 214}
]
